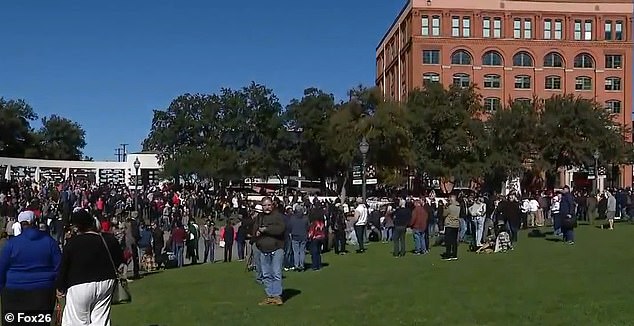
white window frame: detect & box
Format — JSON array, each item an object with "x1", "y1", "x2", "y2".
[
  {"x1": 604, "y1": 77, "x2": 621, "y2": 91},
  {"x1": 452, "y1": 16, "x2": 460, "y2": 37},
  {"x1": 432, "y1": 16, "x2": 441, "y2": 36},
  {"x1": 524, "y1": 19, "x2": 532, "y2": 39},
  {"x1": 605, "y1": 55, "x2": 622, "y2": 69},
  {"x1": 514, "y1": 19, "x2": 521, "y2": 38},
  {"x1": 575, "y1": 76, "x2": 592, "y2": 90},
  {"x1": 604, "y1": 21, "x2": 612, "y2": 40},
  {"x1": 462, "y1": 17, "x2": 471, "y2": 37},
  {"x1": 584, "y1": 20, "x2": 592, "y2": 40},
  {"x1": 544, "y1": 19, "x2": 552, "y2": 39},
  {"x1": 554, "y1": 20, "x2": 563, "y2": 40},
  {"x1": 483, "y1": 74, "x2": 501, "y2": 88},
  {"x1": 493, "y1": 18, "x2": 502, "y2": 38},
  {"x1": 423, "y1": 73, "x2": 440, "y2": 83},
  {"x1": 545, "y1": 76, "x2": 561, "y2": 90},
  {"x1": 514, "y1": 75, "x2": 531, "y2": 89},
  {"x1": 483, "y1": 17, "x2": 491, "y2": 38},
  {"x1": 484, "y1": 98, "x2": 501, "y2": 112},
  {"x1": 615, "y1": 20, "x2": 623, "y2": 40},
  {"x1": 606, "y1": 100, "x2": 621, "y2": 114},
  {"x1": 574, "y1": 20, "x2": 582, "y2": 40}
]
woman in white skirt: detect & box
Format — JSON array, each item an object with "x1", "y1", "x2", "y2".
[{"x1": 55, "y1": 210, "x2": 124, "y2": 325}]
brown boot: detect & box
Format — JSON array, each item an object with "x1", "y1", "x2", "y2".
[
  {"x1": 258, "y1": 297, "x2": 274, "y2": 306},
  {"x1": 271, "y1": 296, "x2": 284, "y2": 306}
]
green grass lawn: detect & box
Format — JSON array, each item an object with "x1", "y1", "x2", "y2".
[{"x1": 112, "y1": 224, "x2": 634, "y2": 326}]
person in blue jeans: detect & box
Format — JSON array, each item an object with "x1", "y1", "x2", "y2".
[
  {"x1": 282, "y1": 206, "x2": 294, "y2": 270},
  {"x1": 308, "y1": 216, "x2": 326, "y2": 271},
  {"x1": 288, "y1": 205, "x2": 309, "y2": 271},
  {"x1": 254, "y1": 198, "x2": 286, "y2": 306},
  {"x1": 409, "y1": 199, "x2": 428, "y2": 254}
]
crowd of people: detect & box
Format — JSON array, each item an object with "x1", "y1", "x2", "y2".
[{"x1": 0, "y1": 175, "x2": 631, "y2": 317}]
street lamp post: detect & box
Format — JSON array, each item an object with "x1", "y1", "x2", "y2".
[
  {"x1": 359, "y1": 137, "x2": 369, "y2": 204},
  {"x1": 593, "y1": 150, "x2": 600, "y2": 194},
  {"x1": 133, "y1": 157, "x2": 141, "y2": 215}
]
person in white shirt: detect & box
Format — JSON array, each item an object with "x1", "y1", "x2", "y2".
[
  {"x1": 527, "y1": 198, "x2": 540, "y2": 227},
  {"x1": 12, "y1": 217, "x2": 22, "y2": 237},
  {"x1": 520, "y1": 199, "x2": 530, "y2": 229},
  {"x1": 353, "y1": 198, "x2": 368, "y2": 253}
]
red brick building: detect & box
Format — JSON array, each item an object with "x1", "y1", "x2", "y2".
[{"x1": 376, "y1": 0, "x2": 633, "y2": 187}]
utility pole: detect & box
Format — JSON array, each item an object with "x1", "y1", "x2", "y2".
[
  {"x1": 120, "y1": 143, "x2": 129, "y2": 162},
  {"x1": 115, "y1": 148, "x2": 123, "y2": 162}
]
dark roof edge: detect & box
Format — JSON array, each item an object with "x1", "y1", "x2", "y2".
[{"x1": 376, "y1": 0, "x2": 411, "y2": 51}]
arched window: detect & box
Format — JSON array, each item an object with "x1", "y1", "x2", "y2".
[
  {"x1": 544, "y1": 52, "x2": 564, "y2": 67},
  {"x1": 515, "y1": 98, "x2": 531, "y2": 105},
  {"x1": 606, "y1": 100, "x2": 621, "y2": 114},
  {"x1": 452, "y1": 73, "x2": 470, "y2": 88},
  {"x1": 514, "y1": 75, "x2": 531, "y2": 89},
  {"x1": 574, "y1": 53, "x2": 594, "y2": 68},
  {"x1": 423, "y1": 73, "x2": 440, "y2": 84},
  {"x1": 575, "y1": 76, "x2": 592, "y2": 90},
  {"x1": 451, "y1": 50, "x2": 472, "y2": 65},
  {"x1": 545, "y1": 75, "x2": 562, "y2": 90},
  {"x1": 483, "y1": 97, "x2": 501, "y2": 112},
  {"x1": 513, "y1": 51, "x2": 533, "y2": 67},
  {"x1": 483, "y1": 74, "x2": 501, "y2": 88},
  {"x1": 482, "y1": 51, "x2": 503, "y2": 66},
  {"x1": 605, "y1": 77, "x2": 621, "y2": 91}
]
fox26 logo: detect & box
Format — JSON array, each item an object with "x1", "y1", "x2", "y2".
[{"x1": 3, "y1": 311, "x2": 52, "y2": 325}]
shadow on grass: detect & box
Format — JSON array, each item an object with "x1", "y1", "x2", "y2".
[
  {"x1": 545, "y1": 238, "x2": 562, "y2": 242},
  {"x1": 304, "y1": 262, "x2": 330, "y2": 270},
  {"x1": 527, "y1": 230, "x2": 546, "y2": 238},
  {"x1": 281, "y1": 288, "x2": 301, "y2": 302}
]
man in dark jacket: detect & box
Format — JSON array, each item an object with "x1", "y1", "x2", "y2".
[
  {"x1": 255, "y1": 197, "x2": 286, "y2": 306},
  {"x1": 498, "y1": 195, "x2": 519, "y2": 242},
  {"x1": 392, "y1": 200, "x2": 411, "y2": 257},
  {"x1": 560, "y1": 186, "x2": 576, "y2": 244}
]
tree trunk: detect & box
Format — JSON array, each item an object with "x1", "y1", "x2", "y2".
[
  {"x1": 338, "y1": 172, "x2": 348, "y2": 202},
  {"x1": 276, "y1": 174, "x2": 286, "y2": 196}
]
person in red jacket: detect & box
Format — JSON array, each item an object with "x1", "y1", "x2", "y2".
[
  {"x1": 170, "y1": 223, "x2": 186, "y2": 268},
  {"x1": 409, "y1": 199, "x2": 429, "y2": 255}
]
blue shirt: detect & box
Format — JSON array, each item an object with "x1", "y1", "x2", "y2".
[{"x1": 0, "y1": 228, "x2": 61, "y2": 291}]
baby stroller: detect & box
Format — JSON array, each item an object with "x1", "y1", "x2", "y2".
[{"x1": 159, "y1": 251, "x2": 178, "y2": 269}]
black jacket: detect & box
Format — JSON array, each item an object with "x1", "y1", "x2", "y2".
[
  {"x1": 254, "y1": 211, "x2": 286, "y2": 253},
  {"x1": 393, "y1": 207, "x2": 411, "y2": 227}
]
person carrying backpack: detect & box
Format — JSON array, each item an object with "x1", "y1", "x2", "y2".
[{"x1": 308, "y1": 216, "x2": 326, "y2": 271}]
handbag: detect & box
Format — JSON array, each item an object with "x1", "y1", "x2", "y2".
[
  {"x1": 52, "y1": 299, "x2": 63, "y2": 326},
  {"x1": 99, "y1": 234, "x2": 132, "y2": 304},
  {"x1": 219, "y1": 240, "x2": 226, "y2": 248}
]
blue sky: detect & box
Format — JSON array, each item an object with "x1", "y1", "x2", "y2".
[{"x1": 0, "y1": 0, "x2": 404, "y2": 160}]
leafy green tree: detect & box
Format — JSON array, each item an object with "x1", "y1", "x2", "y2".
[
  {"x1": 407, "y1": 83, "x2": 487, "y2": 187},
  {"x1": 0, "y1": 98, "x2": 39, "y2": 158},
  {"x1": 144, "y1": 83, "x2": 295, "y2": 185},
  {"x1": 322, "y1": 89, "x2": 375, "y2": 197},
  {"x1": 484, "y1": 99, "x2": 541, "y2": 191},
  {"x1": 35, "y1": 114, "x2": 87, "y2": 160},
  {"x1": 143, "y1": 93, "x2": 218, "y2": 178},
  {"x1": 366, "y1": 98, "x2": 413, "y2": 187},
  {"x1": 216, "y1": 83, "x2": 295, "y2": 180},
  {"x1": 286, "y1": 88, "x2": 337, "y2": 182},
  {"x1": 537, "y1": 94, "x2": 629, "y2": 171}
]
